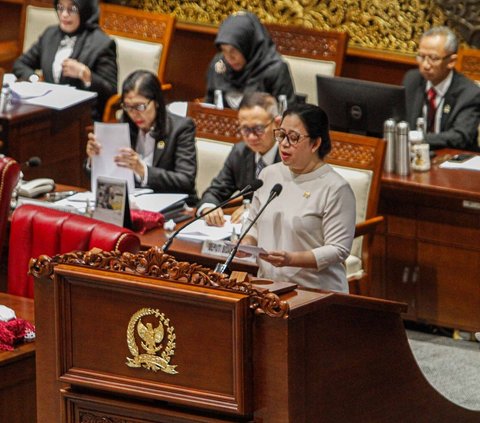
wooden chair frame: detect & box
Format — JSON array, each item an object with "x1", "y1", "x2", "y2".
[
  {"x1": 455, "y1": 46, "x2": 480, "y2": 82},
  {"x1": 327, "y1": 131, "x2": 386, "y2": 295},
  {"x1": 265, "y1": 24, "x2": 349, "y2": 76},
  {"x1": 100, "y1": 3, "x2": 175, "y2": 122}
]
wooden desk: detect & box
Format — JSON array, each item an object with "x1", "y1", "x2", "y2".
[
  {"x1": 0, "y1": 293, "x2": 36, "y2": 423},
  {"x1": 372, "y1": 149, "x2": 480, "y2": 331},
  {"x1": 0, "y1": 100, "x2": 93, "y2": 188}
]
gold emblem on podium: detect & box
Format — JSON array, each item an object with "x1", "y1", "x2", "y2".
[{"x1": 126, "y1": 308, "x2": 178, "y2": 374}]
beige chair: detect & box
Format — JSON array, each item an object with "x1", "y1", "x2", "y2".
[
  {"x1": 100, "y1": 3, "x2": 175, "y2": 122},
  {"x1": 22, "y1": 4, "x2": 58, "y2": 52},
  {"x1": 186, "y1": 103, "x2": 241, "y2": 197},
  {"x1": 326, "y1": 131, "x2": 385, "y2": 295},
  {"x1": 266, "y1": 24, "x2": 348, "y2": 105}
]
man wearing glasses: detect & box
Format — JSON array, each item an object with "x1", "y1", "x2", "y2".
[
  {"x1": 198, "y1": 92, "x2": 280, "y2": 226},
  {"x1": 403, "y1": 26, "x2": 480, "y2": 151}
]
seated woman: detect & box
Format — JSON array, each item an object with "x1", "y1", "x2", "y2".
[
  {"x1": 242, "y1": 104, "x2": 356, "y2": 293},
  {"x1": 86, "y1": 70, "x2": 197, "y2": 203},
  {"x1": 13, "y1": 0, "x2": 117, "y2": 121},
  {"x1": 205, "y1": 11, "x2": 295, "y2": 110}
]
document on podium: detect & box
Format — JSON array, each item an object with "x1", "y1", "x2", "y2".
[{"x1": 92, "y1": 122, "x2": 135, "y2": 196}]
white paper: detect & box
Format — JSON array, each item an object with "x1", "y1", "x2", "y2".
[
  {"x1": 132, "y1": 193, "x2": 188, "y2": 212},
  {"x1": 176, "y1": 216, "x2": 241, "y2": 242},
  {"x1": 18, "y1": 82, "x2": 97, "y2": 109},
  {"x1": 223, "y1": 242, "x2": 268, "y2": 257},
  {"x1": 92, "y1": 122, "x2": 135, "y2": 196},
  {"x1": 439, "y1": 156, "x2": 480, "y2": 171}
]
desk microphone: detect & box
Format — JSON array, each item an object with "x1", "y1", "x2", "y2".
[
  {"x1": 22, "y1": 156, "x2": 42, "y2": 168},
  {"x1": 162, "y1": 179, "x2": 264, "y2": 253},
  {"x1": 214, "y1": 183, "x2": 282, "y2": 275}
]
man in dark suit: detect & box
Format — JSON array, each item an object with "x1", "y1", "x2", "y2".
[
  {"x1": 403, "y1": 26, "x2": 480, "y2": 151},
  {"x1": 198, "y1": 92, "x2": 281, "y2": 226}
]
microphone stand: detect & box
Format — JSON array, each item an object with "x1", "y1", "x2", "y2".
[
  {"x1": 215, "y1": 186, "x2": 281, "y2": 275},
  {"x1": 162, "y1": 181, "x2": 262, "y2": 253}
]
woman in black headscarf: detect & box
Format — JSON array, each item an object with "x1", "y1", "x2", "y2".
[
  {"x1": 205, "y1": 11, "x2": 295, "y2": 110},
  {"x1": 13, "y1": 0, "x2": 117, "y2": 121}
]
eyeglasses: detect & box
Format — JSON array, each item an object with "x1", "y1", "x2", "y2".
[
  {"x1": 121, "y1": 99, "x2": 152, "y2": 113},
  {"x1": 56, "y1": 4, "x2": 79, "y2": 15},
  {"x1": 415, "y1": 53, "x2": 453, "y2": 65},
  {"x1": 273, "y1": 128, "x2": 310, "y2": 146},
  {"x1": 238, "y1": 118, "x2": 274, "y2": 137}
]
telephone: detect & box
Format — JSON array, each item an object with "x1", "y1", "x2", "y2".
[{"x1": 18, "y1": 178, "x2": 55, "y2": 198}]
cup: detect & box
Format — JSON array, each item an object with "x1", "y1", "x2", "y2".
[{"x1": 411, "y1": 143, "x2": 431, "y2": 172}]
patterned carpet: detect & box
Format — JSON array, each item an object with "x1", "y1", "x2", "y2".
[{"x1": 407, "y1": 329, "x2": 480, "y2": 410}]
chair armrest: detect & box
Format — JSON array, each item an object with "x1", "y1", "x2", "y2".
[
  {"x1": 102, "y1": 93, "x2": 122, "y2": 123},
  {"x1": 161, "y1": 83, "x2": 172, "y2": 91},
  {"x1": 354, "y1": 216, "x2": 384, "y2": 237}
]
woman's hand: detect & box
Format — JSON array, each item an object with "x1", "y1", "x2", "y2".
[
  {"x1": 86, "y1": 133, "x2": 101, "y2": 158},
  {"x1": 114, "y1": 147, "x2": 145, "y2": 179},
  {"x1": 62, "y1": 58, "x2": 91, "y2": 85},
  {"x1": 203, "y1": 207, "x2": 226, "y2": 227},
  {"x1": 259, "y1": 251, "x2": 292, "y2": 267}
]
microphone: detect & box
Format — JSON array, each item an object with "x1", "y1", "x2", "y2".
[
  {"x1": 22, "y1": 156, "x2": 42, "y2": 168},
  {"x1": 162, "y1": 179, "x2": 264, "y2": 253},
  {"x1": 215, "y1": 183, "x2": 283, "y2": 275}
]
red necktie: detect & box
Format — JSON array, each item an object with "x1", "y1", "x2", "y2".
[{"x1": 427, "y1": 87, "x2": 437, "y2": 133}]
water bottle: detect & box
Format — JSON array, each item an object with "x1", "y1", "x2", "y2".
[
  {"x1": 395, "y1": 121, "x2": 410, "y2": 176},
  {"x1": 0, "y1": 83, "x2": 12, "y2": 113},
  {"x1": 278, "y1": 94, "x2": 288, "y2": 115},
  {"x1": 383, "y1": 118, "x2": 396, "y2": 173},
  {"x1": 240, "y1": 198, "x2": 251, "y2": 236},
  {"x1": 214, "y1": 89, "x2": 224, "y2": 110}
]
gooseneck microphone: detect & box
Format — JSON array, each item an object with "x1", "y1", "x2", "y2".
[
  {"x1": 162, "y1": 179, "x2": 264, "y2": 253},
  {"x1": 215, "y1": 183, "x2": 283, "y2": 275},
  {"x1": 22, "y1": 156, "x2": 42, "y2": 168}
]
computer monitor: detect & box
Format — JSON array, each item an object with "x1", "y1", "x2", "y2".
[{"x1": 316, "y1": 75, "x2": 406, "y2": 138}]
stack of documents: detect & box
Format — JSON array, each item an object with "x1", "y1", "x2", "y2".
[
  {"x1": 10, "y1": 81, "x2": 97, "y2": 110},
  {"x1": 176, "y1": 217, "x2": 241, "y2": 242},
  {"x1": 439, "y1": 156, "x2": 480, "y2": 171}
]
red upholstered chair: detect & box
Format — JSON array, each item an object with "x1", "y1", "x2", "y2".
[
  {"x1": 0, "y1": 156, "x2": 21, "y2": 251},
  {"x1": 7, "y1": 204, "x2": 141, "y2": 298}
]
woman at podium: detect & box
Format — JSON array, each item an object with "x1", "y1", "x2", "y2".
[
  {"x1": 205, "y1": 11, "x2": 295, "y2": 110},
  {"x1": 13, "y1": 0, "x2": 117, "y2": 121},
  {"x1": 242, "y1": 104, "x2": 356, "y2": 292},
  {"x1": 86, "y1": 70, "x2": 197, "y2": 203}
]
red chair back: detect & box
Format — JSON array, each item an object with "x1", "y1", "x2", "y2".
[
  {"x1": 0, "y1": 157, "x2": 20, "y2": 252},
  {"x1": 7, "y1": 204, "x2": 141, "y2": 297}
]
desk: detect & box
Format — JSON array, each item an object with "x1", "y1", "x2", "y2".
[
  {"x1": 373, "y1": 149, "x2": 480, "y2": 331},
  {"x1": 0, "y1": 293, "x2": 36, "y2": 423},
  {"x1": 0, "y1": 100, "x2": 93, "y2": 188}
]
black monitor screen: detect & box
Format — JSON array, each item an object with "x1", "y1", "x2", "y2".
[{"x1": 316, "y1": 75, "x2": 406, "y2": 138}]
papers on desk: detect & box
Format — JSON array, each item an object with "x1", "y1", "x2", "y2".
[
  {"x1": 439, "y1": 156, "x2": 480, "y2": 171},
  {"x1": 10, "y1": 81, "x2": 97, "y2": 110},
  {"x1": 51, "y1": 191, "x2": 187, "y2": 215},
  {"x1": 131, "y1": 193, "x2": 187, "y2": 213},
  {"x1": 176, "y1": 216, "x2": 242, "y2": 242}
]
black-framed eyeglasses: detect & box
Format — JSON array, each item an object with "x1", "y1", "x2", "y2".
[
  {"x1": 415, "y1": 53, "x2": 453, "y2": 65},
  {"x1": 273, "y1": 128, "x2": 310, "y2": 146},
  {"x1": 238, "y1": 118, "x2": 274, "y2": 137},
  {"x1": 56, "y1": 4, "x2": 79, "y2": 15},
  {"x1": 121, "y1": 99, "x2": 153, "y2": 113}
]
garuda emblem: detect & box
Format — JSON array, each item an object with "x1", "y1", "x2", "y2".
[{"x1": 126, "y1": 308, "x2": 178, "y2": 374}]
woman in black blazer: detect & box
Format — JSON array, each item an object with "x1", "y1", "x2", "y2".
[
  {"x1": 86, "y1": 70, "x2": 198, "y2": 203},
  {"x1": 13, "y1": 0, "x2": 117, "y2": 121}
]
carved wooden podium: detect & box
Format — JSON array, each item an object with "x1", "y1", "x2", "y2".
[{"x1": 31, "y1": 248, "x2": 480, "y2": 422}]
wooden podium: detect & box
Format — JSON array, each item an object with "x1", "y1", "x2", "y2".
[{"x1": 32, "y1": 248, "x2": 480, "y2": 422}]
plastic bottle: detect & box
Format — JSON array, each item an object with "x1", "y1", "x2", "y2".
[
  {"x1": 240, "y1": 199, "x2": 251, "y2": 236},
  {"x1": 0, "y1": 83, "x2": 12, "y2": 113}
]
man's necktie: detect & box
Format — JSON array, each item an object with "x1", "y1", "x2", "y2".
[
  {"x1": 256, "y1": 157, "x2": 266, "y2": 177},
  {"x1": 427, "y1": 87, "x2": 437, "y2": 133}
]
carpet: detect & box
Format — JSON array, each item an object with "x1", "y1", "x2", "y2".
[{"x1": 407, "y1": 329, "x2": 480, "y2": 410}]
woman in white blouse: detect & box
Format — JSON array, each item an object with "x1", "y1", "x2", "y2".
[{"x1": 242, "y1": 103, "x2": 356, "y2": 292}]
